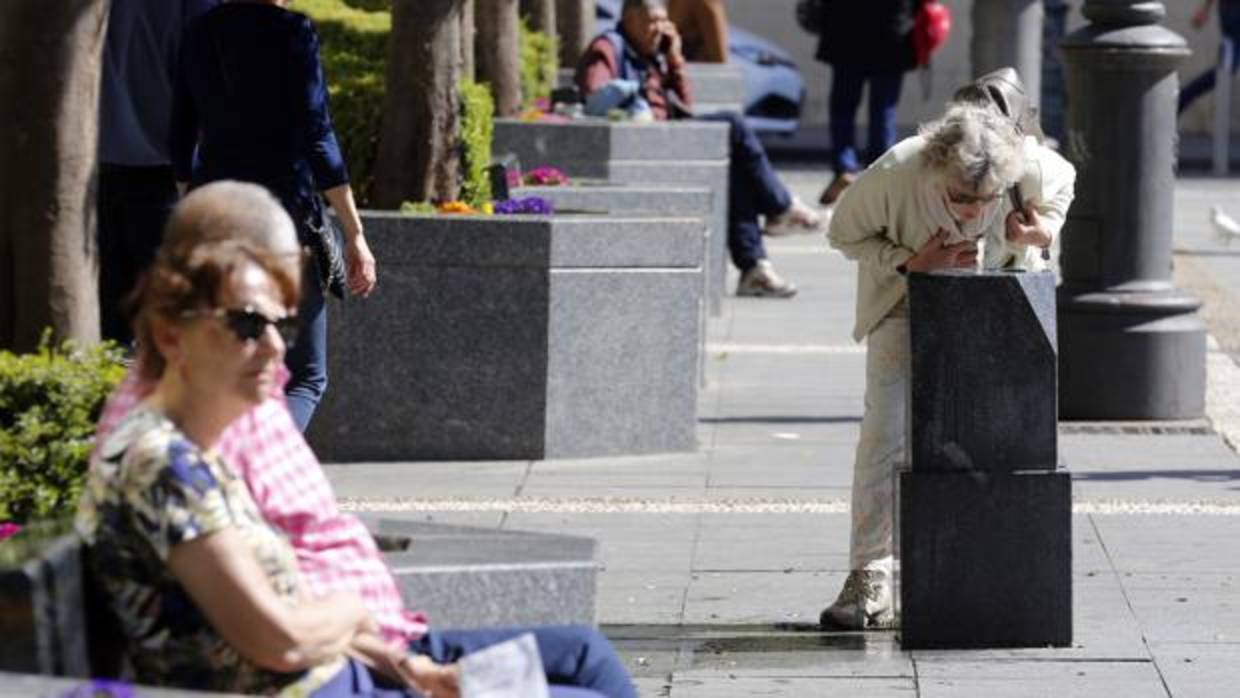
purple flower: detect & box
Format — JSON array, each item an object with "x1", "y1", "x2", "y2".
[
  {"x1": 0, "y1": 522, "x2": 21, "y2": 542},
  {"x1": 494, "y1": 196, "x2": 555, "y2": 215},
  {"x1": 60, "y1": 679, "x2": 135, "y2": 698}
]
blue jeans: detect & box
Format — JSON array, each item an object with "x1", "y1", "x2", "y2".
[
  {"x1": 96, "y1": 164, "x2": 178, "y2": 347},
  {"x1": 1179, "y1": 3, "x2": 1240, "y2": 115},
  {"x1": 828, "y1": 64, "x2": 905, "y2": 174},
  {"x1": 285, "y1": 256, "x2": 328, "y2": 431},
  {"x1": 696, "y1": 111, "x2": 793, "y2": 272},
  {"x1": 409, "y1": 625, "x2": 636, "y2": 698}
]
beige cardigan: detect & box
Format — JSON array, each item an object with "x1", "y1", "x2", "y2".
[{"x1": 827, "y1": 135, "x2": 1076, "y2": 342}]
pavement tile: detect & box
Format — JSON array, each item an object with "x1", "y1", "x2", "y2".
[
  {"x1": 915, "y1": 660, "x2": 1167, "y2": 698},
  {"x1": 1091, "y1": 516, "x2": 1240, "y2": 573},
  {"x1": 1122, "y1": 577, "x2": 1240, "y2": 644},
  {"x1": 668, "y1": 677, "x2": 915, "y2": 697},
  {"x1": 692, "y1": 513, "x2": 849, "y2": 572},
  {"x1": 677, "y1": 631, "x2": 913, "y2": 679},
  {"x1": 681, "y1": 570, "x2": 838, "y2": 625},
  {"x1": 323, "y1": 461, "x2": 527, "y2": 498},
  {"x1": 598, "y1": 573, "x2": 691, "y2": 625},
  {"x1": 700, "y1": 486, "x2": 849, "y2": 500},
  {"x1": 1148, "y1": 641, "x2": 1240, "y2": 697},
  {"x1": 503, "y1": 512, "x2": 699, "y2": 574}
]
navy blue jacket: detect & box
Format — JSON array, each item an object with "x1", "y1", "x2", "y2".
[
  {"x1": 170, "y1": 3, "x2": 348, "y2": 223},
  {"x1": 815, "y1": 0, "x2": 918, "y2": 71},
  {"x1": 101, "y1": 0, "x2": 218, "y2": 166}
]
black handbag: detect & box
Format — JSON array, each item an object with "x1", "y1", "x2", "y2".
[{"x1": 303, "y1": 204, "x2": 347, "y2": 300}]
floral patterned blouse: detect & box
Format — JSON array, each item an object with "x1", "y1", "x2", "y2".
[{"x1": 75, "y1": 406, "x2": 344, "y2": 695}]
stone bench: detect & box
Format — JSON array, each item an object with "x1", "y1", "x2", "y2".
[
  {"x1": 368, "y1": 519, "x2": 598, "y2": 630},
  {"x1": 308, "y1": 211, "x2": 703, "y2": 462},
  {"x1": 1, "y1": 521, "x2": 599, "y2": 687},
  {"x1": 493, "y1": 118, "x2": 729, "y2": 315}
]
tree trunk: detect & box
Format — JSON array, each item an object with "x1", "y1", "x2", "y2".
[
  {"x1": 461, "y1": 0, "x2": 476, "y2": 82},
  {"x1": 0, "y1": 0, "x2": 107, "y2": 353},
  {"x1": 372, "y1": 0, "x2": 462, "y2": 208},
  {"x1": 555, "y1": 0, "x2": 594, "y2": 69},
  {"x1": 475, "y1": 0, "x2": 522, "y2": 117},
  {"x1": 520, "y1": 0, "x2": 556, "y2": 35}
]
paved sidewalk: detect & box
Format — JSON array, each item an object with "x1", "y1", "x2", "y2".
[{"x1": 325, "y1": 169, "x2": 1240, "y2": 697}]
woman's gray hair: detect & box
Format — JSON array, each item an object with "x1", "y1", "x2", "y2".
[{"x1": 918, "y1": 102, "x2": 1025, "y2": 194}]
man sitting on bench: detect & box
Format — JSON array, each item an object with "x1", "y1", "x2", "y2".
[{"x1": 576, "y1": 0, "x2": 822, "y2": 299}]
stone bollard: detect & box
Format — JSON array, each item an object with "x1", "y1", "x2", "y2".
[
  {"x1": 900, "y1": 270, "x2": 1072, "y2": 649},
  {"x1": 1057, "y1": 0, "x2": 1207, "y2": 419}
]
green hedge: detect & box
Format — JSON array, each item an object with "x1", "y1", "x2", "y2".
[
  {"x1": 459, "y1": 79, "x2": 495, "y2": 207},
  {"x1": 301, "y1": 0, "x2": 391, "y2": 203},
  {"x1": 519, "y1": 18, "x2": 559, "y2": 109},
  {"x1": 302, "y1": 0, "x2": 557, "y2": 205},
  {"x1": 0, "y1": 338, "x2": 126, "y2": 524}
]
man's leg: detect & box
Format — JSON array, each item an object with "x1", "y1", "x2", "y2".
[
  {"x1": 828, "y1": 64, "x2": 865, "y2": 175},
  {"x1": 1179, "y1": 67, "x2": 1219, "y2": 115},
  {"x1": 822, "y1": 314, "x2": 908, "y2": 628},
  {"x1": 409, "y1": 625, "x2": 636, "y2": 698},
  {"x1": 696, "y1": 111, "x2": 791, "y2": 218},
  {"x1": 864, "y1": 69, "x2": 905, "y2": 166}
]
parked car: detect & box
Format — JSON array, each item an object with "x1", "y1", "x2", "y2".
[{"x1": 594, "y1": 0, "x2": 805, "y2": 135}]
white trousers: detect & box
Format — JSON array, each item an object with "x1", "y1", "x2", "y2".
[{"x1": 848, "y1": 314, "x2": 909, "y2": 574}]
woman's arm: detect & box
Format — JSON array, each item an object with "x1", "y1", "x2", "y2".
[
  {"x1": 294, "y1": 19, "x2": 377, "y2": 297},
  {"x1": 168, "y1": 528, "x2": 374, "y2": 673},
  {"x1": 321, "y1": 184, "x2": 376, "y2": 297}
]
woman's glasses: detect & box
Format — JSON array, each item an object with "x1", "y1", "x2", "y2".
[{"x1": 184, "y1": 306, "x2": 300, "y2": 347}]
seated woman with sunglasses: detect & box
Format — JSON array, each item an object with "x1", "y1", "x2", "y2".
[
  {"x1": 819, "y1": 97, "x2": 1076, "y2": 631},
  {"x1": 75, "y1": 208, "x2": 448, "y2": 696}
]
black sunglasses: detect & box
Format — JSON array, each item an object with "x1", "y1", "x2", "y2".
[{"x1": 184, "y1": 306, "x2": 300, "y2": 347}]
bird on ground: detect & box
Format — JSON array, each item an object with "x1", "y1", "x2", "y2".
[{"x1": 1210, "y1": 205, "x2": 1240, "y2": 246}]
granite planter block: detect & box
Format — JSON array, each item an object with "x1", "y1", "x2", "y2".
[
  {"x1": 308, "y1": 212, "x2": 702, "y2": 461},
  {"x1": 494, "y1": 119, "x2": 728, "y2": 168},
  {"x1": 512, "y1": 183, "x2": 712, "y2": 218},
  {"x1": 494, "y1": 119, "x2": 729, "y2": 314},
  {"x1": 0, "y1": 534, "x2": 89, "y2": 677},
  {"x1": 908, "y1": 270, "x2": 1059, "y2": 472},
  {"x1": 369, "y1": 520, "x2": 598, "y2": 630},
  {"x1": 899, "y1": 470, "x2": 1073, "y2": 649}
]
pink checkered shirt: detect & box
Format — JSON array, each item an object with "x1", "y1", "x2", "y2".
[{"x1": 94, "y1": 369, "x2": 429, "y2": 646}]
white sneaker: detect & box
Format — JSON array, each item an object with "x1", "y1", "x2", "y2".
[
  {"x1": 820, "y1": 569, "x2": 894, "y2": 630},
  {"x1": 764, "y1": 197, "x2": 824, "y2": 237},
  {"x1": 736, "y1": 259, "x2": 797, "y2": 298}
]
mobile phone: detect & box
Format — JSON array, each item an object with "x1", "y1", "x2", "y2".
[{"x1": 657, "y1": 33, "x2": 672, "y2": 54}]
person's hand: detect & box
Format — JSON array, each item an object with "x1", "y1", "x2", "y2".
[
  {"x1": 1192, "y1": 3, "x2": 1211, "y2": 30},
  {"x1": 905, "y1": 229, "x2": 978, "y2": 272},
  {"x1": 653, "y1": 19, "x2": 684, "y2": 65},
  {"x1": 396, "y1": 655, "x2": 460, "y2": 698},
  {"x1": 1005, "y1": 206, "x2": 1052, "y2": 248},
  {"x1": 345, "y1": 233, "x2": 377, "y2": 298}
]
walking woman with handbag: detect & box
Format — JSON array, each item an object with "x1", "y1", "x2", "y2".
[{"x1": 171, "y1": 0, "x2": 377, "y2": 431}]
